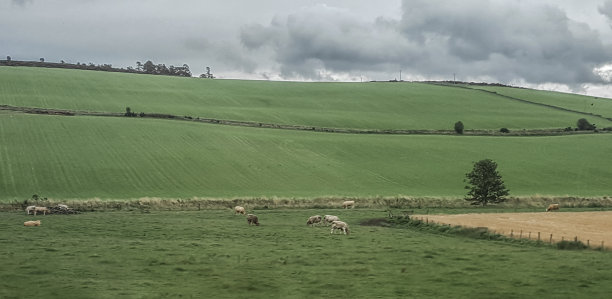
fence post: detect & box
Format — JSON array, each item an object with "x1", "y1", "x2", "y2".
[
  {"x1": 587, "y1": 240, "x2": 590, "y2": 248},
  {"x1": 574, "y1": 236, "x2": 578, "y2": 243},
  {"x1": 549, "y1": 234, "x2": 553, "y2": 244},
  {"x1": 520, "y1": 230, "x2": 523, "y2": 239},
  {"x1": 561, "y1": 236, "x2": 564, "y2": 242},
  {"x1": 538, "y1": 232, "x2": 541, "y2": 242},
  {"x1": 510, "y1": 230, "x2": 514, "y2": 238},
  {"x1": 529, "y1": 232, "x2": 531, "y2": 240}
]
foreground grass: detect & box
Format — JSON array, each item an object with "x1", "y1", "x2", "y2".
[
  {"x1": 1, "y1": 113, "x2": 612, "y2": 200},
  {"x1": 2, "y1": 209, "x2": 611, "y2": 298}
]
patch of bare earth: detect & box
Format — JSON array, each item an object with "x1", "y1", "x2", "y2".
[{"x1": 413, "y1": 211, "x2": 612, "y2": 249}]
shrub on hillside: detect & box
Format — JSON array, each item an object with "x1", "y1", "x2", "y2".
[
  {"x1": 577, "y1": 118, "x2": 596, "y2": 130},
  {"x1": 454, "y1": 121, "x2": 464, "y2": 134},
  {"x1": 500, "y1": 128, "x2": 510, "y2": 133}
]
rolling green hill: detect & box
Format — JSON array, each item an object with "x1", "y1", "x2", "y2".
[
  {"x1": 2, "y1": 66, "x2": 611, "y2": 130},
  {"x1": 1, "y1": 66, "x2": 611, "y2": 201}
]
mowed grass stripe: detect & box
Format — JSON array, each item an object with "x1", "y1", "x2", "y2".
[
  {"x1": 0, "y1": 113, "x2": 611, "y2": 200},
  {"x1": 3, "y1": 66, "x2": 612, "y2": 130}
]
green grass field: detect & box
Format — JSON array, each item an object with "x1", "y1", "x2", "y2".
[
  {"x1": 2, "y1": 209, "x2": 611, "y2": 298},
  {"x1": 2, "y1": 66, "x2": 612, "y2": 298},
  {"x1": 3, "y1": 66, "x2": 612, "y2": 130},
  {"x1": 1, "y1": 113, "x2": 611, "y2": 201},
  {"x1": 467, "y1": 85, "x2": 612, "y2": 121}
]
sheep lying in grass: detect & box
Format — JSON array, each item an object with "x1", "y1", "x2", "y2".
[
  {"x1": 323, "y1": 215, "x2": 339, "y2": 225},
  {"x1": 247, "y1": 214, "x2": 259, "y2": 226},
  {"x1": 57, "y1": 204, "x2": 69, "y2": 210},
  {"x1": 342, "y1": 200, "x2": 355, "y2": 209},
  {"x1": 307, "y1": 215, "x2": 322, "y2": 226},
  {"x1": 25, "y1": 205, "x2": 36, "y2": 215},
  {"x1": 34, "y1": 206, "x2": 50, "y2": 216},
  {"x1": 330, "y1": 221, "x2": 350, "y2": 235},
  {"x1": 234, "y1": 206, "x2": 246, "y2": 215},
  {"x1": 24, "y1": 220, "x2": 41, "y2": 227}
]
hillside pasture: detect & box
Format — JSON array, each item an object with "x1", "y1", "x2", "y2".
[
  {"x1": 467, "y1": 85, "x2": 612, "y2": 122},
  {"x1": 0, "y1": 113, "x2": 611, "y2": 200},
  {"x1": 2, "y1": 209, "x2": 612, "y2": 298},
  {"x1": 3, "y1": 66, "x2": 612, "y2": 130}
]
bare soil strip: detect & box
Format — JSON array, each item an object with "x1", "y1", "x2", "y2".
[{"x1": 413, "y1": 211, "x2": 612, "y2": 249}]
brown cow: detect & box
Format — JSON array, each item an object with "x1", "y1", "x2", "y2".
[{"x1": 546, "y1": 204, "x2": 560, "y2": 212}]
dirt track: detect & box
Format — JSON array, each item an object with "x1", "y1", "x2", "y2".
[{"x1": 413, "y1": 211, "x2": 612, "y2": 249}]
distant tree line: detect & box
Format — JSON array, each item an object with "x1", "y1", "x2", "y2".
[
  {"x1": 131, "y1": 60, "x2": 191, "y2": 77},
  {"x1": 0, "y1": 58, "x2": 211, "y2": 78}
]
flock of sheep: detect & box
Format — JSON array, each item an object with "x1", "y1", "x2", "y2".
[
  {"x1": 23, "y1": 204, "x2": 71, "y2": 226},
  {"x1": 234, "y1": 200, "x2": 355, "y2": 235}
]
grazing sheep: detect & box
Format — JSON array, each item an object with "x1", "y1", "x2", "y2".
[
  {"x1": 306, "y1": 215, "x2": 322, "y2": 226},
  {"x1": 247, "y1": 214, "x2": 259, "y2": 226},
  {"x1": 24, "y1": 220, "x2": 41, "y2": 227},
  {"x1": 330, "y1": 221, "x2": 350, "y2": 235},
  {"x1": 546, "y1": 204, "x2": 560, "y2": 212},
  {"x1": 25, "y1": 205, "x2": 36, "y2": 215},
  {"x1": 57, "y1": 204, "x2": 69, "y2": 210},
  {"x1": 234, "y1": 206, "x2": 246, "y2": 215},
  {"x1": 323, "y1": 215, "x2": 340, "y2": 225},
  {"x1": 33, "y1": 206, "x2": 49, "y2": 216},
  {"x1": 342, "y1": 200, "x2": 355, "y2": 209}
]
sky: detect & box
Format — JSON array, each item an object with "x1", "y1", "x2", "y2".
[{"x1": 3, "y1": 0, "x2": 612, "y2": 97}]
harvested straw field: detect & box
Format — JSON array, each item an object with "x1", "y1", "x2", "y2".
[{"x1": 415, "y1": 211, "x2": 612, "y2": 249}]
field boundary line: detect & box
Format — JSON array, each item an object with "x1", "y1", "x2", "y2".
[{"x1": 1, "y1": 104, "x2": 610, "y2": 137}]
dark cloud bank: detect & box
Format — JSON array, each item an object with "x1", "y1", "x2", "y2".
[{"x1": 241, "y1": 0, "x2": 612, "y2": 85}]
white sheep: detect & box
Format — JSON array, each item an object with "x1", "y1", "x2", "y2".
[
  {"x1": 25, "y1": 205, "x2": 36, "y2": 215},
  {"x1": 342, "y1": 200, "x2": 355, "y2": 209},
  {"x1": 323, "y1": 215, "x2": 340, "y2": 225},
  {"x1": 330, "y1": 221, "x2": 350, "y2": 235},
  {"x1": 24, "y1": 220, "x2": 41, "y2": 227},
  {"x1": 234, "y1": 206, "x2": 246, "y2": 215},
  {"x1": 307, "y1": 215, "x2": 322, "y2": 226},
  {"x1": 33, "y1": 206, "x2": 49, "y2": 216}
]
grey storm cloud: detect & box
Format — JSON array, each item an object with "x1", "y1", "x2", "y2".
[
  {"x1": 241, "y1": 0, "x2": 612, "y2": 84},
  {"x1": 601, "y1": 0, "x2": 612, "y2": 21},
  {"x1": 11, "y1": 0, "x2": 33, "y2": 7}
]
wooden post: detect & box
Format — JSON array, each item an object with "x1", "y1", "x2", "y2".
[
  {"x1": 574, "y1": 236, "x2": 578, "y2": 243},
  {"x1": 587, "y1": 240, "x2": 590, "y2": 248},
  {"x1": 549, "y1": 234, "x2": 553, "y2": 244},
  {"x1": 561, "y1": 236, "x2": 564, "y2": 242},
  {"x1": 538, "y1": 232, "x2": 541, "y2": 241},
  {"x1": 520, "y1": 230, "x2": 523, "y2": 239},
  {"x1": 529, "y1": 232, "x2": 531, "y2": 240},
  {"x1": 510, "y1": 230, "x2": 514, "y2": 238}
]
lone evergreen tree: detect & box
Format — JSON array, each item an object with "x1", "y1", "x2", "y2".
[{"x1": 464, "y1": 159, "x2": 509, "y2": 206}]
